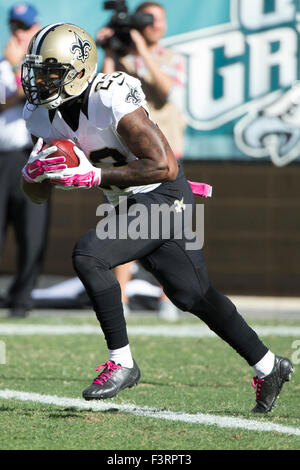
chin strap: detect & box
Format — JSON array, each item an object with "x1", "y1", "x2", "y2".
[
  {"x1": 42, "y1": 90, "x2": 80, "y2": 110},
  {"x1": 42, "y1": 96, "x2": 64, "y2": 110}
]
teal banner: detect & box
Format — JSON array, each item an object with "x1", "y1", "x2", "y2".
[
  {"x1": 163, "y1": 0, "x2": 300, "y2": 165},
  {"x1": 1, "y1": 0, "x2": 299, "y2": 165}
]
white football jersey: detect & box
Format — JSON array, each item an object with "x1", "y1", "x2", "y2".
[{"x1": 23, "y1": 72, "x2": 161, "y2": 205}]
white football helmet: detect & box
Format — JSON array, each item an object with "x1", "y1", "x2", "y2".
[{"x1": 21, "y1": 23, "x2": 97, "y2": 109}]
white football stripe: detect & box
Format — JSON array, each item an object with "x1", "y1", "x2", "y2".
[
  {"x1": 0, "y1": 323, "x2": 300, "y2": 337},
  {"x1": 0, "y1": 389, "x2": 300, "y2": 437}
]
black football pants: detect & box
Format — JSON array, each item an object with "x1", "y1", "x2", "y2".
[{"x1": 73, "y1": 166, "x2": 268, "y2": 366}]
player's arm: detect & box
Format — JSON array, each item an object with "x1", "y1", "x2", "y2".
[
  {"x1": 100, "y1": 107, "x2": 178, "y2": 187},
  {"x1": 44, "y1": 75, "x2": 178, "y2": 190}
]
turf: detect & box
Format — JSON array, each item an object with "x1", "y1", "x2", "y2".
[{"x1": 0, "y1": 312, "x2": 299, "y2": 450}]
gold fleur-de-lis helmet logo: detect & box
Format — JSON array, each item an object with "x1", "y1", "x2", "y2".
[{"x1": 70, "y1": 32, "x2": 92, "y2": 63}]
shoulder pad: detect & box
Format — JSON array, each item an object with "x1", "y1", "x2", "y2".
[{"x1": 90, "y1": 72, "x2": 148, "y2": 128}]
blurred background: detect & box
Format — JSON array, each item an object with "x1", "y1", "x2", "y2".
[{"x1": 0, "y1": 0, "x2": 300, "y2": 304}]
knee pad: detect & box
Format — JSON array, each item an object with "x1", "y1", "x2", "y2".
[
  {"x1": 163, "y1": 286, "x2": 196, "y2": 312},
  {"x1": 72, "y1": 254, "x2": 118, "y2": 294},
  {"x1": 72, "y1": 253, "x2": 108, "y2": 276}
]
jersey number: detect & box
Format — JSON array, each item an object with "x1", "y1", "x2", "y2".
[
  {"x1": 95, "y1": 72, "x2": 123, "y2": 91},
  {"x1": 90, "y1": 147, "x2": 127, "y2": 167},
  {"x1": 90, "y1": 147, "x2": 128, "y2": 190}
]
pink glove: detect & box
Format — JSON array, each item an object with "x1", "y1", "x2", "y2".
[
  {"x1": 22, "y1": 138, "x2": 67, "y2": 183},
  {"x1": 46, "y1": 146, "x2": 101, "y2": 190}
]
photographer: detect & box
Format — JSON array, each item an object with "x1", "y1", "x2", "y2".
[{"x1": 97, "y1": 1, "x2": 186, "y2": 159}]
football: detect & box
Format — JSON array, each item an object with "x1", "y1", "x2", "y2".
[
  {"x1": 43, "y1": 139, "x2": 79, "y2": 168},
  {"x1": 22, "y1": 139, "x2": 79, "y2": 204}
]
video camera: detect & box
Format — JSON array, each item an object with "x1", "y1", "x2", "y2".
[{"x1": 97, "y1": 0, "x2": 154, "y2": 56}]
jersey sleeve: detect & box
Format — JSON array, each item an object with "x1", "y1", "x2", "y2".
[{"x1": 93, "y1": 72, "x2": 149, "y2": 129}]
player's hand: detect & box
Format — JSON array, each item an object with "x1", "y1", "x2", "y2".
[
  {"x1": 96, "y1": 27, "x2": 115, "y2": 50},
  {"x1": 45, "y1": 146, "x2": 102, "y2": 190},
  {"x1": 130, "y1": 29, "x2": 149, "y2": 57},
  {"x1": 22, "y1": 138, "x2": 67, "y2": 183},
  {"x1": 4, "y1": 35, "x2": 27, "y2": 68}
]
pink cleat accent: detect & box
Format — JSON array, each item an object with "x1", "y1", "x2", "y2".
[{"x1": 93, "y1": 361, "x2": 122, "y2": 385}]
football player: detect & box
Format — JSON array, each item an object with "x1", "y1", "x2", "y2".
[{"x1": 21, "y1": 23, "x2": 293, "y2": 412}]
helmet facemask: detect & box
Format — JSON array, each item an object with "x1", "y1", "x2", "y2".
[{"x1": 22, "y1": 55, "x2": 79, "y2": 109}]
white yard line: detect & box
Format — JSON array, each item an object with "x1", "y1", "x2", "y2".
[
  {"x1": 0, "y1": 323, "x2": 299, "y2": 439},
  {"x1": 0, "y1": 389, "x2": 299, "y2": 437},
  {"x1": 0, "y1": 323, "x2": 300, "y2": 337}
]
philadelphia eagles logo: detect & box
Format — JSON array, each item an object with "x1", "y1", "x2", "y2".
[
  {"x1": 125, "y1": 84, "x2": 142, "y2": 105},
  {"x1": 234, "y1": 85, "x2": 300, "y2": 167},
  {"x1": 70, "y1": 33, "x2": 92, "y2": 63}
]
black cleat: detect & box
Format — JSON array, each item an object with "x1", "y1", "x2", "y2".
[
  {"x1": 252, "y1": 355, "x2": 294, "y2": 413},
  {"x1": 83, "y1": 359, "x2": 140, "y2": 400}
]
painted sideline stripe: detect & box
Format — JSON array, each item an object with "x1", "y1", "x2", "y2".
[
  {"x1": 0, "y1": 324, "x2": 300, "y2": 337},
  {"x1": 0, "y1": 389, "x2": 299, "y2": 437}
]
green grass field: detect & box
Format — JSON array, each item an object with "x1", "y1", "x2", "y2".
[{"x1": 0, "y1": 311, "x2": 299, "y2": 451}]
